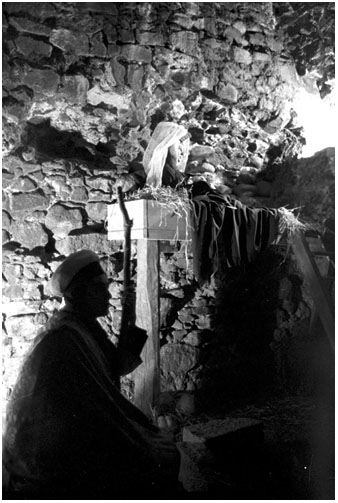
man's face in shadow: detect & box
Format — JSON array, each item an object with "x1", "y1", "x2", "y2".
[{"x1": 67, "y1": 273, "x2": 111, "y2": 319}]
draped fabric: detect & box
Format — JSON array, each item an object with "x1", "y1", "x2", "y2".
[
  {"x1": 3, "y1": 310, "x2": 180, "y2": 499},
  {"x1": 191, "y1": 186, "x2": 280, "y2": 284},
  {"x1": 143, "y1": 121, "x2": 189, "y2": 188}
]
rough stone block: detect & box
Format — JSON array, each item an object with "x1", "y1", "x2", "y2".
[
  {"x1": 120, "y1": 29, "x2": 135, "y2": 44},
  {"x1": 2, "y1": 300, "x2": 46, "y2": 318},
  {"x1": 182, "y1": 417, "x2": 264, "y2": 457},
  {"x1": 110, "y1": 56, "x2": 126, "y2": 87},
  {"x1": 2, "y1": 172, "x2": 15, "y2": 189},
  {"x1": 87, "y1": 86, "x2": 130, "y2": 108},
  {"x1": 172, "y1": 319, "x2": 184, "y2": 330},
  {"x1": 2, "y1": 210, "x2": 12, "y2": 229},
  {"x1": 120, "y1": 44, "x2": 152, "y2": 63},
  {"x1": 60, "y1": 75, "x2": 89, "y2": 105},
  {"x1": 3, "y1": 100, "x2": 29, "y2": 123},
  {"x1": 176, "y1": 442, "x2": 215, "y2": 492},
  {"x1": 11, "y1": 191, "x2": 48, "y2": 213},
  {"x1": 9, "y1": 16, "x2": 52, "y2": 36},
  {"x1": 9, "y1": 338, "x2": 31, "y2": 358},
  {"x1": 45, "y1": 204, "x2": 84, "y2": 238},
  {"x1": 5, "y1": 314, "x2": 37, "y2": 339},
  {"x1": 88, "y1": 190, "x2": 112, "y2": 202},
  {"x1": 71, "y1": 186, "x2": 88, "y2": 203},
  {"x1": 3, "y1": 262, "x2": 23, "y2": 280},
  {"x1": 2, "y1": 284, "x2": 25, "y2": 302},
  {"x1": 195, "y1": 314, "x2": 212, "y2": 329},
  {"x1": 266, "y1": 37, "x2": 283, "y2": 52},
  {"x1": 23, "y1": 69, "x2": 59, "y2": 96},
  {"x1": 172, "y1": 13, "x2": 194, "y2": 30},
  {"x1": 50, "y1": 29, "x2": 89, "y2": 56},
  {"x1": 233, "y1": 47, "x2": 252, "y2": 65},
  {"x1": 204, "y1": 17, "x2": 217, "y2": 36},
  {"x1": 55, "y1": 232, "x2": 112, "y2": 256},
  {"x1": 136, "y1": 30, "x2": 165, "y2": 46},
  {"x1": 202, "y1": 38, "x2": 230, "y2": 56},
  {"x1": 90, "y1": 33, "x2": 107, "y2": 57},
  {"x1": 78, "y1": 2, "x2": 118, "y2": 15},
  {"x1": 224, "y1": 26, "x2": 244, "y2": 44},
  {"x1": 252, "y1": 51, "x2": 272, "y2": 63},
  {"x1": 10, "y1": 176, "x2": 37, "y2": 192},
  {"x1": 170, "y1": 31, "x2": 199, "y2": 56},
  {"x1": 107, "y1": 43, "x2": 120, "y2": 58},
  {"x1": 10, "y1": 86, "x2": 34, "y2": 107},
  {"x1": 161, "y1": 343, "x2": 200, "y2": 373},
  {"x1": 11, "y1": 221, "x2": 49, "y2": 249},
  {"x1": 85, "y1": 201, "x2": 107, "y2": 222},
  {"x1": 233, "y1": 20, "x2": 247, "y2": 34},
  {"x1": 218, "y1": 84, "x2": 240, "y2": 105},
  {"x1": 249, "y1": 33, "x2": 266, "y2": 46},
  {"x1": 4, "y1": 3, "x2": 56, "y2": 18},
  {"x1": 178, "y1": 312, "x2": 194, "y2": 324},
  {"x1": 189, "y1": 145, "x2": 215, "y2": 160},
  {"x1": 184, "y1": 330, "x2": 204, "y2": 346},
  {"x1": 15, "y1": 36, "x2": 52, "y2": 58},
  {"x1": 127, "y1": 64, "x2": 144, "y2": 92},
  {"x1": 22, "y1": 280, "x2": 43, "y2": 300},
  {"x1": 109, "y1": 308, "x2": 122, "y2": 333},
  {"x1": 172, "y1": 329, "x2": 187, "y2": 342},
  {"x1": 85, "y1": 176, "x2": 112, "y2": 191}
]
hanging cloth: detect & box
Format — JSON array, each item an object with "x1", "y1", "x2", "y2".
[
  {"x1": 190, "y1": 185, "x2": 280, "y2": 284},
  {"x1": 143, "y1": 122, "x2": 190, "y2": 188}
]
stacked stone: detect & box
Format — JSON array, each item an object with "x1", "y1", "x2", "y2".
[
  {"x1": 159, "y1": 247, "x2": 217, "y2": 391},
  {"x1": 1, "y1": 2, "x2": 320, "y2": 412},
  {"x1": 3, "y1": 3, "x2": 302, "y2": 161},
  {"x1": 2, "y1": 151, "x2": 128, "y2": 409},
  {"x1": 270, "y1": 148, "x2": 335, "y2": 227}
]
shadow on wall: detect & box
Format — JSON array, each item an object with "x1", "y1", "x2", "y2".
[
  {"x1": 195, "y1": 249, "x2": 284, "y2": 412},
  {"x1": 159, "y1": 248, "x2": 289, "y2": 413},
  {"x1": 195, "y1": 248, "x2": 322, "y2": 409},
  {"x1": 19, "y1": 119, "x2": 117, "y2": 170},
  {"x1": 195, "y1": 244, "x2": 334, "y2": 413}
]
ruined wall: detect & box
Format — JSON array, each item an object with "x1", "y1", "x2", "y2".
[{"x1": 2, "y1": 2, "x2": 331, "y2": 415}]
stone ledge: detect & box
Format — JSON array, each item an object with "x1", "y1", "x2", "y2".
[{"x1": 176, "y1": 441, "x2": 217, "y2": 493}]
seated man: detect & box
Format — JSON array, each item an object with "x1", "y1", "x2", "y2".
[{"x1": 3, "y1": 250, "x2": 181, "y2": 499}]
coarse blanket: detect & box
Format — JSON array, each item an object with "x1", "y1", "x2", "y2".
[
  {"x1": 191, "y1": 185, "x2": 280, "y2": 284},
  {"x1": 2, "y1": 310, "x2": 180, "y2": 499}
]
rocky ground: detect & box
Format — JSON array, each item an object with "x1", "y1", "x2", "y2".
[{"x1": 171, "y1": 391, "x2": 335, "y2": 499}]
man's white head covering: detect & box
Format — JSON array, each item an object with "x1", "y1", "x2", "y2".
[{"x1": 51, "y1": 250, "x2": 101, "y2": 296}]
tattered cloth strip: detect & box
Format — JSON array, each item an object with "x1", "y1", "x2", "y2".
[
  {"x1": 191, "y1": 186, "x2": 279, "y2": 284},
  {"x1": 143, "y1": 121, "x2": 190, "y2": 188}
]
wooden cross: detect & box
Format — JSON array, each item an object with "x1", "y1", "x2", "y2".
[{"x1": 107, "y1": 199, "x2": 190, "y2": 416}]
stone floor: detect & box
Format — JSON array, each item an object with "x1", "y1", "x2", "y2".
[{"x1": 175, "y1": 393, "x2": 335, "y2": 499}]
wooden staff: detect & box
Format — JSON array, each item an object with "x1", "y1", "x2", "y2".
[{"x1": 117, "y1": 186, "x2": 134, "y2": 333}]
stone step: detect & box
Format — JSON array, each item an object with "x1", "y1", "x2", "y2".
[
  {"x1": 182, "y1": 417, "x2": 264, "y2": 458},
  {"x1": 176, "y1": 441, "x2": 218, "y2": 493}
]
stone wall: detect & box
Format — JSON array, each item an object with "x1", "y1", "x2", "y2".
[{"x1": 2, "y1": 2, "x2": 331, "y2": 416}]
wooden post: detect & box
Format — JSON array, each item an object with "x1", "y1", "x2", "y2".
[
  {"x1": 132, "y1": 239, "x2": 161, "y2": 416},
  {"x1": 107, "y1": 198, "x2": 190, "y2": 415}
]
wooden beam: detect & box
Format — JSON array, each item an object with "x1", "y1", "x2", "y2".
[
  {"x1": 291, "y1": 233, "x2": 335, "y2": 350},
  {"x1": 133, "y1": 239, "x2": 161, "y2": 417}
]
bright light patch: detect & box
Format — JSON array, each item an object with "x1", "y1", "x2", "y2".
[{"x1": 293, "y1": 85, "x2": 336, "y2": 158}]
